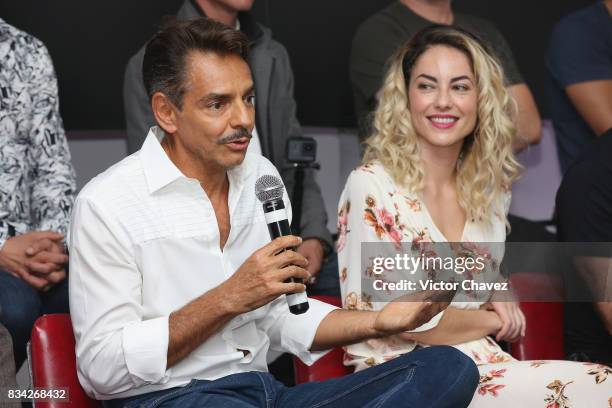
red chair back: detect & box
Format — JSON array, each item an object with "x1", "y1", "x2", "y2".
[
  {"x1": 294, "y1": 296, "x2": 353, "y2": 383},
  {"x1": 29, "y1": 314, "x2": 101, "y2": 408},
  {"x1": 509, "y1": 272, "x2": 565, "y2": 360}
]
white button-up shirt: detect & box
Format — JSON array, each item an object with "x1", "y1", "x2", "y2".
[{"x1": 68, "y1": 127, "x2": 335, "y2": 400}]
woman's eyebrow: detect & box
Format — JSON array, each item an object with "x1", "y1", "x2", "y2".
[
  {"x1": 416, "y1": 73, "x2": 437, "y2": 82},
  {"x1": 415, "y1": 74, "x2": 474, "y2": 83},
  {"x1": 450, "y1": 75, "x2": 473, "y2": 83}
]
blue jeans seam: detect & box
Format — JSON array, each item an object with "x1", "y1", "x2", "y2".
[
  {"x1": 254, "y1": 372, "x2": 275, "y2": 408},
  {"x1": 309, "y1": 360, "x2": 422, "y2": 408},
  {"x1": 428, "y1": 358, "x2": 477, "y2": 407},
  {"x1": 372, "y1": 365, "x2": 417, "y2": 408}
]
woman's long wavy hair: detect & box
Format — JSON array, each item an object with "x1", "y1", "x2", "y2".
[{"x1": 363, "y1": 26, "x2": 521, "y2": 225}]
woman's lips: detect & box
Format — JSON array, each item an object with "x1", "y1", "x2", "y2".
[{"x1": 428, "y1": 115, "x2": 459, "y2": 129}]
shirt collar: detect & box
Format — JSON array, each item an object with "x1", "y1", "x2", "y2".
[
  {"x1": 139, "y1": 126, "x2": 252, "y2": 195},
  {"x1": 139, "y1": 126, "x2": 185, "y2": 194}
]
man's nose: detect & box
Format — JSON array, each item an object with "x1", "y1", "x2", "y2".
[{"x1": 230, "y1": 99, "x2": 255, "y2": 130}]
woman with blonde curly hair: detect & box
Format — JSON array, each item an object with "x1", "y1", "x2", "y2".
[{"x1": 338, "y1": 26, "x2": 611, "y2": 406}]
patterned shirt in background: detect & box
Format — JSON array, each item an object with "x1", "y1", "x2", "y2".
[{"x1": 0, "y1": 18, "x2": 76, "y2": 249}]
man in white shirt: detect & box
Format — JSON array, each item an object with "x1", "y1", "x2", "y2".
[
  {"x1": 69, "y1": 17, "x2": 478, "y2": 407},
  {"x1": 124, "y1": 0, "x2": 337, "y2": 298}
]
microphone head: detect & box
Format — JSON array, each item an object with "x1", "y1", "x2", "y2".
[{"x1": 255, "y1": 175, "x2": 284, "y2": 203}]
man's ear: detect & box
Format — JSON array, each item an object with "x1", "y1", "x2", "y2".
[{"x1": 151, "y1": 92, "x2": 179, "y2": 134}]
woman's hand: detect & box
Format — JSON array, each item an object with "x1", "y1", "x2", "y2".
[{"x1": 481, "y1": 301, "x2": 526, "y2": 342}]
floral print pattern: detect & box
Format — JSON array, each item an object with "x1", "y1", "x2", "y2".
[
  {"x1": 337, "y1": 200, "x2": 351, "y2": 252},
  {"x1": 344, "y1": 291, "x2": 374, "y2": 311},
  {"x1": 544, "y1": 380, "x2": 573, "y2": 408},
  {"x1": 478, "y1": 368, "x2": 507, "y2": 397},
  {"x1": 363, "y1": 195, "x2": 404, "y2": 247},
  {"x1": 585, "y1": 363, "x2": 611, "y2": 384}
]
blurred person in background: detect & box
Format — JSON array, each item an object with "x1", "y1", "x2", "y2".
[
  {"x1": 546, "y1": 0, "x2": 612, "y2": 172},
  {"x1": 0, "y1": 18, "x2": 75, "y2": 372},
  {"x1": 556, "y1": 128, "x2": 612, "y2": 366}
]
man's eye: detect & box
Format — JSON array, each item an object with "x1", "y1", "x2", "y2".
[
  {"x1": 210, "y1": 102, "x2": 224, "y2": 110},
  {"x1": 245, "y1": 95, "x2": 255, "y2": 105}
]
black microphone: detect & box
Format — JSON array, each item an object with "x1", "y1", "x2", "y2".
[{"x1": 255, "y1": 175, "x2": 309, "y2": 315}]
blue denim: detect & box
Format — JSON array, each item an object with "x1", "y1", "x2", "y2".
[
  {"x1": 0, "y1": 270, "x2": 69, "y2": 367},
  {"x1": 103, "y1": 346, "x2": 478, "y2": 408}
]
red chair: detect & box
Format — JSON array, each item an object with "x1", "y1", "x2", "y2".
[
  {"x1": 29, "y1": 314, "x2": 101, "y2": 408},
  {"x1": 508, "y1": 272, "x2": 565, "y2": 360}
]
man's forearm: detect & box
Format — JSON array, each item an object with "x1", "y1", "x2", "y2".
[
  {"x1": 310, "y1": 309, "x2": 382, "y2": 351},
  {"x1": 508, "y1": 83, "x2": 542, "y2": 151},
  {"x1": 566, "y1": 81, "x2": 612, "y2": 136},
  {"x1": 167, "y1": 285, "x2": 238, "y2": 367}
]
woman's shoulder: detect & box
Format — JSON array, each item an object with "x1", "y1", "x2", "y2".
[
  {"x1": 344, "y1": 162, "x2": 421, "y2": 201},
  {"x1": 352, "y1": 161, "x2": 387, "y2": 176},
  {"x1": 347, "y1": 162, "x2": 395, "y2": 189}
]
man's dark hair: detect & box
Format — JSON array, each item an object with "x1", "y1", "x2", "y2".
[{"x1": 143, "y1": 17, "x2": 249, "y2": 109}]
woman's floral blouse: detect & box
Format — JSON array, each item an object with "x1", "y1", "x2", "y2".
[{"x1": 338, "y1": 163, "x2": 611, "y2": 407}]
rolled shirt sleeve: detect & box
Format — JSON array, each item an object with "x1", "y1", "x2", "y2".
[
  {"x1": 266, "y1": 297, "x2": 337, "y2": 366},
  {"x1": 122, "y1": 317, "x2": 170, "y2": 383},
  {"x1": 68, "y1": 196, "x2": 171, "y2": 398}
]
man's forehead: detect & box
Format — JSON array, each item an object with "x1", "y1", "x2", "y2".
[
  {"x1": 184, "y1": 50, "x2": 253, "y2": 93},
  {"x1": 185, "y1": 51, "x2": 251, "y2": 78}
]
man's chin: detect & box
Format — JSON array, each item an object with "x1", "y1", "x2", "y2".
[{"x1": 224, "y1": 151, "x2": 247, "y2": 169}]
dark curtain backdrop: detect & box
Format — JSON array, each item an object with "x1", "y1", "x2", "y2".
[{"x1": 0, "y1": 0, "x2": 595, "y2": 130}]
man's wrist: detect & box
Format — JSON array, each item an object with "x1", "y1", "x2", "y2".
[{"x1": 210, "y1": 284, "x2": 244, "y2": 318}]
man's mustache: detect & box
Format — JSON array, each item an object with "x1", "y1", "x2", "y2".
[{"x1": 217, "y1": 128, "x2": 252, "y2": 144}]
